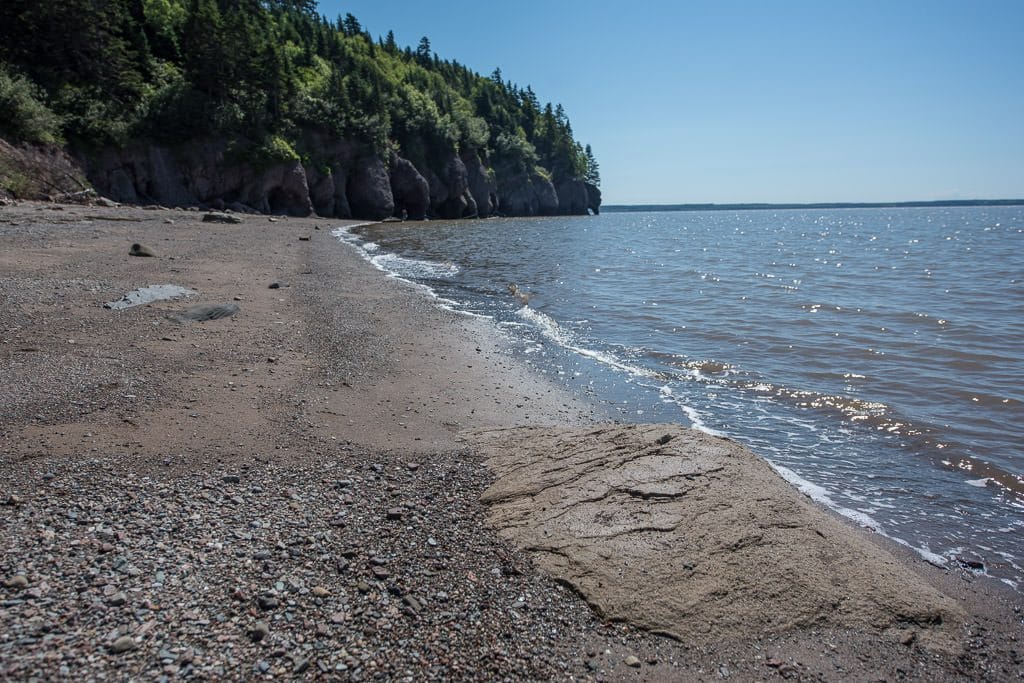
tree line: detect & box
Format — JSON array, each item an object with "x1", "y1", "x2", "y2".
[{"x1": 0, "y1": 0, "x2": 599, "y2": 187}]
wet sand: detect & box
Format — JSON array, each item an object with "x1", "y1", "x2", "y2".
[{"x1": 0, "y1": 201, "x2": 1020, "y2": 680}]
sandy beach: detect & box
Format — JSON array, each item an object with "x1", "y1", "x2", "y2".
[{"x1": 1, "y1": 201, "x2": 1020, "y2": 681}]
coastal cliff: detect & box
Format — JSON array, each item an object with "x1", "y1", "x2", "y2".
[
  {"x1": 76, "y1": 139, "x2": 601, "y2": 220},
  {"x1": 0, "y1": 4, "x2": 601, "y2": 219}
]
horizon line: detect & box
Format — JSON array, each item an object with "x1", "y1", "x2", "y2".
[{"x1": 601, "y1": 198, "x2": 1024, "y2": 212}]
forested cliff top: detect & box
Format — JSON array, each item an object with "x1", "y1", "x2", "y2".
[{"x1": 0, "y1": 1, "x2": 601, "y2": 219}]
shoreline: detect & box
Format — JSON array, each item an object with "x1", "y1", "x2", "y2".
[{"x1": 1, "y1": 201, "x2": 1020, "y2": 680}]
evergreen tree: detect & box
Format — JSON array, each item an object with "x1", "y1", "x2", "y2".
[
  {"x1": 0, "y1": 6, "x2": 599, "y2": 187},
  {"x1": 341, "y1": 13, "x2": 361, "y2": 36},
  {"x1": 585, "y1": 144, "x2": 600, "y2": 186},
  {"x1": 416, "y1": 37, "x2": 432, "y2": 65}
]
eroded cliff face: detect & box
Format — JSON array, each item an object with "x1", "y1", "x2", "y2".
[
  {"x1": 462, "y1": 151, "x2": 498, "y2": 218},
  {"x1": 84, "y1": 142, "x2": 313, "y2": 216},
  {"x1": 346, "y1": 154, "x2": 394, "y2": 221},
  {"x1": 497, "y1": 169, "x2": 559, "y2": 217},
  {"x1": 81, "y1": 137, "x2": 600, "y2": 221},
  {"x1": 389, "y1": 156, "x2": 429, "y2": 220}
]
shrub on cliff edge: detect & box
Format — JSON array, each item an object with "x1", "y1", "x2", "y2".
[{"x1": 0, "y1": 66, "x2": 64, "y2": 146}]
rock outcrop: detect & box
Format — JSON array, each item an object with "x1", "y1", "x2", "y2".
[
  {"x1": 73, "y1": 135, "x2": 600, "y2": 221},
  {"x1": 0, "y1": 138, "x2": 91, "y2": 201},
  {"x1": 584, "y1": 182, "x2": 601, "y2": 215},
  {"x1": 427, "y1": 154, "x2": 478, "y2": 219},
  {"x1": 389, "y1": 156, "x2": 430, "y2": 220},
  {"x1": 555, "y1": 179, "x2": 590, "y2": 216},
  {"x1": 461, "y1": 150, "x2": 498, "y2": 218},
  {"x1": 498, "y1": 169, "x2": 559, "y2": 217},
  {"x1": 305, "y1": 165, "x2": 336, "y2": 218},
  {"x1": 247, "y1": 160, "x2": 313, "y2": 216},
  {"x1": 469, "y1": 424, "x2": 964, "y2": 649},
  {"x1": 85, "y1": 142, "x2": 313, "y2": 215},
  {"x1": 346, "y1": 155, "x2": 394, "y2": 221}
]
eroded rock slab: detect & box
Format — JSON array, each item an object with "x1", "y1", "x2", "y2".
[
  {"x1": 104, "y1": 284, "x2": 195, "y2": 310},
  {"x1": 469, "y1": 424, "x2": 964, "y2": 648}
]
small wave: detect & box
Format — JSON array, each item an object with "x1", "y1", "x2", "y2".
[
  {"x1": 770, "y1": 461, "x2": 973, "y2": 568},
  {"x1": 943, "y1": 458, "x2": 1024, "y2": 498},
  {"x1": 331, "y1": 224, "x2": 377, "y2": 260},
  {"x1": 515, "y1": 306, "x2": 664, "y2": 380},
  {"x1": 769, "y1": 462, "x2": 884, "y2": 530},
  {"x1": 734, "y1": 377, "x2": 1024, "y2": 498},
  {"x1": 332, "y1": 225, "x2": 459, "y2": 305},
  {"x1": 657, "y1": 386, "x2": 727, "y2": 436},
  {"x1": 370, "y1": 253, "x2": 460, "y2": 280},
  {"x1": 644, "y1": 350, "x2": 735, "y2": 377},
  {"x1": 736, "y1": 379, "x2": 916, "y2": 434}
]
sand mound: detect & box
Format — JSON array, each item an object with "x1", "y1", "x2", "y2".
[{"x1": 469, "y1": 424, "x2": 964, "y2": 648}]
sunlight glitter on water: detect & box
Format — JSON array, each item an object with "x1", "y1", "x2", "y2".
[{"x1": 341, "y1": 206, "x2": 1024, "y2": 588}]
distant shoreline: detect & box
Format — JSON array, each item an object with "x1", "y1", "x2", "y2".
[{"x1": 603, "y1": 198, "x2": 1024, "y2": 212}]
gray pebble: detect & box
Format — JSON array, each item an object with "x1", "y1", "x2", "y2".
[
  {"x1": 109, "y1": 636, "x2": 136, "y2": 654},
  {"x1": 4, "y1": 575, "x2": 28, "y2": 589}
]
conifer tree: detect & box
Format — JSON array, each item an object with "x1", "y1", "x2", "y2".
[
  {"x1": 0, "y1": 6, "x2": 599, "y2": 189},
  {"x1": 585, "y1": 144, "x2": 601, "y2": 186},
  {"x1": 416, "y1": 37, "x2": 432, "y2": 65}
]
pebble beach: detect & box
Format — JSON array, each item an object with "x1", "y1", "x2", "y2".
[{"x1": 1, "y1": 201, "x2": 1021, "y2": 681}]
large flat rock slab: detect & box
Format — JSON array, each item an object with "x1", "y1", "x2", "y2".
[{"x1": 468, "y1": 424, "x2": 964, "y2": 648}]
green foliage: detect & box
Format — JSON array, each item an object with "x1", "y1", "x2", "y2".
[
  {"x1": 0, "y1": 3, "x2": 596, "y2": 182},
  {"x1": 585, "y1": 144, "x2": 601, "y2": 186},
  {"x1": 142, "y1": 0, "x2": 188, "y2": 58},
  {"x1": 0, "y1": 66, "x2": 64, "y2": 144},
  {"x1": 229, "y1": 134, "x2": 300, "y2": 169},
  {"x1": 493, "y1": 131, "x2": 539, "y2": 176}
]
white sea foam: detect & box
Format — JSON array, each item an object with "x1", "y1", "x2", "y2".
[
  {"x1": 515, "y1": 306, "x2": 662, "y2": 380},
  {"x1": 889, "y1": 539, "x2": 950, "y2": 568},
  {"x1": 657, "y1": 385, "x2": 727, "y2": 437},
  {"x1": 769, "y1": 462, "x2": 952, "y2": 567},
  {"x1": 330, "y1": 218, "x2": 1023, "y2": 589},
  {"x1": 770, "y1": 463, "x2": 884, "y2": 530},
  {"x1": 370, "y1": 252, "x2": 459, "y2": 280},
  {"x1": 332, "y1": 225, "x2": 461, "y2": 308}
]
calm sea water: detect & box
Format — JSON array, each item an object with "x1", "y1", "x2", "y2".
[{"x1": 335, "y1": 207, "x2": 1024, "y2": 589}]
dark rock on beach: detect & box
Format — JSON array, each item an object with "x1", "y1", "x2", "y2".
[
  {"x1": 171, "y1": 303, "x2": 240, "y2": 323},
  {"x1": 389, "y1": 156, "x2": 430, "y2": 220},
  {"x1": 202, "y1": 211, "x2": 243, "y2": 224},
  {"x1": 346, "y1": 155, "x2": 394, "y2": 221}
]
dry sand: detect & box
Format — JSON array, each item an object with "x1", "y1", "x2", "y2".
[{"x1": 0, "y1": 201, "x2": 1021, "y2": 680}]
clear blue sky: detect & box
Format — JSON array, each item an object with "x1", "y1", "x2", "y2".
[{"x1": 316, "y1": 1, "x2": 1024, "y2": 204}]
